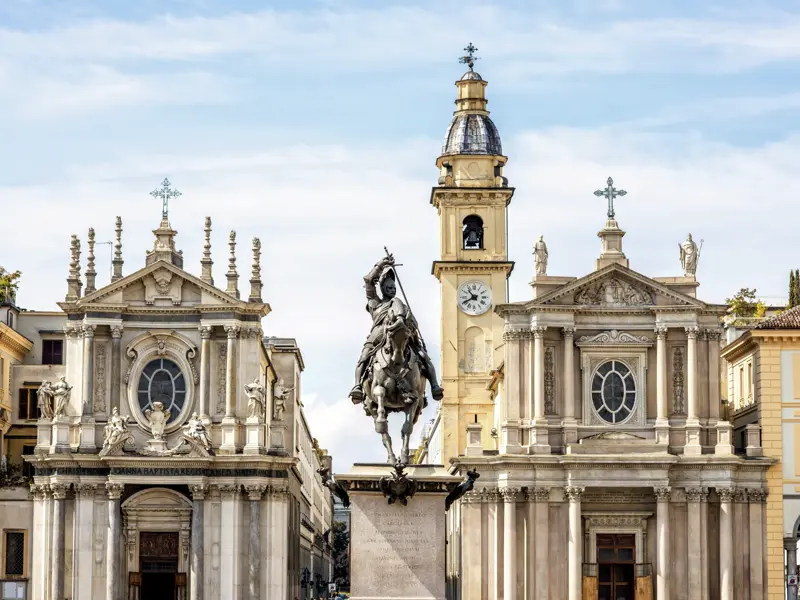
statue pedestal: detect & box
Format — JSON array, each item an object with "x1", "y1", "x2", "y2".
[
  {"x1": 337, "y1": 464, "x2": 459, "y2": 600},
  {"x1": 243, "y1": 417, "x2": 266, "y2": 455},
  {"x1": 78, "y1": 418, "x2": 97, "y2": 453},
  {"x1": 715, "y1": 421, "x2": 734, "y2": 456},
  {"x1": 218, "y1": 417, "x2": 238, "y2": 455},
  {"x1": 50, "y1": 416, "x2": 71, "y2": 454},
  {"x1": 269, "y1": 421, "x2": 287, "y2": 453},
  {"x1": 35, "y1": 418, "x2": 52, "y2": 454},
  {"x1": 143, "y1": 439, "x2": 168, "y2": 454}
]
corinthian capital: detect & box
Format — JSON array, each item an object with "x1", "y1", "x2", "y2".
[
  {"x1": 684, "y1": 326, "x2": 699, "y2": 339},
  {"x1": 199, "y1": 326, "x2": 213, "y2": 340},
  {"x1": 189, "y1": 484, "x2": 210, "y2": 501},
  {"x1": 653, "y1": 487, "x2": 671, "y2": 502},
  {"x1": 224, "y1": 326, "x2": 240, "y2": 339},
  {"x1": 564, "y1": 486, "x2": 585, "y2": 502},
  {"x1": 717, "y1": 488, "x2": 737, "y2": 503},
  {"x1": 655, "y1": 327, "x2": 668, "y2": 339},
  {"x1": 500, "y1": 487, "x2": 521, "y2": 503}
]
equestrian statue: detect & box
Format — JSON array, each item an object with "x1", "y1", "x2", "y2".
[{"x1": 349, "y1": 251, "x2": 444, "y2": 464}]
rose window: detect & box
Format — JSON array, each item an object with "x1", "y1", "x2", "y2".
[
  {"x1": 137, "y1": 358, "x2": 186, "y2": 423},
  {"x1": 591, "y1": 360, "x2": 636, "y2": 424}
]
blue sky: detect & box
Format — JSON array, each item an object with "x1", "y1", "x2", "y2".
[{"x1": 2, "y1": 0, "x2": 800, "y2": 469}]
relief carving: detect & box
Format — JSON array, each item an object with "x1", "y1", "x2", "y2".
[
  {"x1": 94, "y1": 342, "x2": 107, "y2": 413},
  {"x1": 544, "y1": 346, "x2": 555, "y2": 414},
  {"x1": 577, "y1": 330, "x2": 652, "y2": 346},
  {"x1": 216, "y1": 343, "x2": 227, "y2": 415},
  {"x1": 672, "y1": 347, "x2": 685, "y2": 415},
  {"x1": 575, "y1": 277, "x2": 654, "y2": 306}
]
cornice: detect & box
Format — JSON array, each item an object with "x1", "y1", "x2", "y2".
[
  {"x1": 430, "y1": 186, "x2": 515, "y2": 209},
  {"x1": 0, "y1": 324, "x2": 34, "y2": 358},
  {"x1": 432, "y1": 261, "x2": 514, "y2": 280}
]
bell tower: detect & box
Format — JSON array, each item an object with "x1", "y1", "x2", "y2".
[{"x1": 432, "y1": 46, "x2": 514, "y2": 463}]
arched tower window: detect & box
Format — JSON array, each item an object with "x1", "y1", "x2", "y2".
[{"x1": 463, "y1": 215, "x2": 484, "y2": 250}]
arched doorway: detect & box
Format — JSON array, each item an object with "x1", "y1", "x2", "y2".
[{"x1": 122, "y1": 488, "x2": 192, "y2": 600}]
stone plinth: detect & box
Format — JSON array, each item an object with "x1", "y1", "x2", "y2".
[
  {"x1": 338, "y1": 464, "x2": 458, "y2": 600},
  {"x1": 243, "y1": 417, "x2": 266, "y2": 455},
  {"x1": 50, "y1": 416, "x2": 71, "y2": 453}
]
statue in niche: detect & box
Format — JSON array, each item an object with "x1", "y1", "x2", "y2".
[
  {"x1": 103, "y1": 408, "x2": 129, "y2": 447},
  {"x1": 36, "y1": 381, "x2": 55, "y2": 419},
  {"x1": 533, "y1": 235, "x2": 548, "y2": 275},
  {"x1": 245, "y1": 378, "x2": 266, "y2": 421},
  {"x1": 145, "y1": 401, "x2": 170, "y2": 440},
  {"x1": 183, "y1": 412, "x2": 211, "y2": 450},
  {"x1": 679, "y1": 233, "x2": 701, "y2": 276},
  {"x1": 52, "y1": 376, "x2": 72, "y2": 418},
  {"x1": 272, "y1": 378, "x2": 294, "y2": 421}
]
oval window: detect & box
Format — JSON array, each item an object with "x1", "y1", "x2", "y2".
[
  {"x1": 591, "y1": 360, "x2": 636, "y2": 424},
  {"x1": 136, "y1": 358, "x2": 186, "y2": 423}
]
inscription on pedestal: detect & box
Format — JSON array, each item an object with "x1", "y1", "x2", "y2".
[{"x1": 351, "y1": 494, "x2": 445, "y2": 600}]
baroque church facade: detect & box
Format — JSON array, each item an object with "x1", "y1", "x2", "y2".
[
  {"x1": 0, "y1": 194, "x2": 334, "y2": 600},
  {"x1": 426, "y1": 59, "x2": 773, "y2": 600}
]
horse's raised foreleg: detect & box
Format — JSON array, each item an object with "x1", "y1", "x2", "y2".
[{"x1": 373, "y1": 385, "x2": 396, "y2": 464}]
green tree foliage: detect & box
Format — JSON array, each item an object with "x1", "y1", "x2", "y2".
[
  {"x1": 0, "y1": 267, "x2": 21, "y2": 303},
  {"x1": 789, "y1": 271, "x2": 796, "y2": 308},
  {"x1": 725, "y1": 287, "x2": 766, "y2": 320},
  {"x1": 332, "y1": 520, "x2": 350, "y2": 589}
]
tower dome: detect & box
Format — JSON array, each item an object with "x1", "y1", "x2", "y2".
[{"x1": 441, "y1": 112, "x2": 503, "y2": 156}]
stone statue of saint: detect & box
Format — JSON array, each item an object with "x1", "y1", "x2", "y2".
[
  {"x1": 36, "y1": 381, "x2": 55, "y2": 419},
  {"x1": 244, "y1": 378, "x2": 266, "y2": 421},
  {"x1": 183, "y1": 412, "x2": 211, "y2": 450},
  {"x1": 679, "y1": 233, "x2": 701, "y2": 276},
  {"x1": 533, "y1": 235, "x2": 548, "y2": 276},
  {"x1": 145, "y1": 401, "x2": 170, "y2": 440},
  {"x1": 103, "y1": 408, "x2": 129, "y2": 447},
  {"x1": 272, "y1": 378, "x2": 294, "y2": 421},
  {"x1": 52, "y1": 376, "x2": 72, "y2": 418},
  {"x1": 349, "y1": 255, "x2": 443, "y2": 404}
]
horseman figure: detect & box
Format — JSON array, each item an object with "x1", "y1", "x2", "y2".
[{"x1": 350, "y1": 253, "x2": 444, "y2": 464}]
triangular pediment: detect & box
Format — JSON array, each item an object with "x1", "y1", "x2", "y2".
[
  {"x1": 532, "y1": 264, "x2": 706, "y2": 309},
  {"x1": 68, "y1": 260, "x2": 252, "y2": 310}
]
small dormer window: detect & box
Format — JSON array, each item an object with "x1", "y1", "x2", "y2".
[{"x1": 463, "y1": 215, "x2": 484, "y2": 250}]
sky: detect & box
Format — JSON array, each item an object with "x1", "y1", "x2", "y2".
[{"x1": 2, "y1": 0, "x2": 800, "y2": 471}]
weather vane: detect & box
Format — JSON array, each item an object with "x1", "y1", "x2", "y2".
[
  {"x1": 459, "y1": 43, "x2": 479, "y2": 70},
  {"x1": 593, "y1": 176, "x2": 628, "y2": 219},
  {"x1": 150, "y1": 178, "x2": 182, "y2": 219}
]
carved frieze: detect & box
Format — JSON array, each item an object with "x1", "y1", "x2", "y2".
[
  {"x1": 544, "y1": 347, "x2": 556, "y2": 414},
  {"x1": 577, "y1": 330, "x2": 652, "y2": 346},
  {"x1": 216, "y1": 343, "x2": 227, "y2": 415},
  {"x1": 672, "y1": 347, "x2": 685, "y2": 415},
  {"x1": 94, "y1": 342, "x2": 107, "y2": 413},
  {"x1": 575, "y1": 277, "x2": 654, "y2": 306}
]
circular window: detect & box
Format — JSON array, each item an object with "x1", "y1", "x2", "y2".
[
  {"x1": 591, "y1": 360, "x2": 636, "y2": 424},
  {"x1": 136, "y1": 358, "x2": 186, "y2": 424}
]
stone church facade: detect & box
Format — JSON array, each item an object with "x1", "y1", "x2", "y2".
[
  {"x1": 429, "y1": 60, "x2": 773, "y2": 600},
  {"x1": 0, "y1": 200, "x2": 333, "y2": 600}
]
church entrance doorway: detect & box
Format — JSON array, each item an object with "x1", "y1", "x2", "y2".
[
  {"x1": 139, "y1": 531, "x2": 180, "y2": 600},
  {"x1": 597, "y1": 533, "x2": 636, "y2": 600}
]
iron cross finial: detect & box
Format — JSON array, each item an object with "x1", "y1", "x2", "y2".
[
  {"x1": 459, "y1": 43, "x2": 479, "y2": 70},
  {"x1": 150, "y1": 178, "x2": 182, "y2": 219},
  {"x1": 593, "y1": 176, "x2": 628, "y2": 219}
]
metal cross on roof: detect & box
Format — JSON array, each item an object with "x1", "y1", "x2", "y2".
[
  {"x1": 459, "y1": 43, "x2": 479, "y2": 70},
  {"x1": 593, "y1": 176, "x2": 628, "y2": 219},
  {"x1": 150, "y1": 178, "x2": 182, "y2": 219}
]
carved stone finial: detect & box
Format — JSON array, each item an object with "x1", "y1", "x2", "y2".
[
  {"x1": 65, "y1": 234, "x2": 83, "y2": 302},
  {"x1": 85, "y1": 227, "x2": 97, "y2": 294},
  {"x1": 112, "y1": 216, "x2": 124, "y2": 281},
  {"x1": 249, "y1": 237, "x2": 262, "y2": 303},
  {"x1": 226, "y1": 230, "x2": 240, "y2": 299},
  {"x1": 200, "y1": 216, "x2": 214, "y2": 285}
]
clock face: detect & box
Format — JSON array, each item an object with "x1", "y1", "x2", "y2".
[{"x1": 458, "y1": 281, "x2": 492, "y2": 315}]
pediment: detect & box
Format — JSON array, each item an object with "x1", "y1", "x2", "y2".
[
  {"x1": 72, "y1": 260, "x2": 246, "y2": 309},
  {"x1": 533, "y1": 265, "x2": 705, "y2": 309}
]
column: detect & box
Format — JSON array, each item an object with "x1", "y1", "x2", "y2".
[
  {"x1": 110, "y1": 326, "x2": 122, "y2": 413},
  {"x1": 533, "y1": 488, "x2": 550, "y2": 600},
  {"x1": 189, "y1": 484, "x2": 209, "y2": 600},
  {"x1": 266, "y1": 484, "x2": 290, "y2": 600},
  {"x1": 198, "y1": 326, "x2": 212, "y2": 418},
  {"x1": 75, "y1": 484, "x2": 98, "y2": 600},
  {"x1": 30, "y1": 484, "x2": 49, "y2": 600},
  {"x1": 562, "y1": 328, "x2": 577, "y2": 443},
  {"x1": 82, "y1": 325, "x2": 96, "y2": 416},
  {"x1": 219, "y1": 484, "x2": 240, "y2": 598},
  {"x1": 487, "y1": 490, "x2": 501, "y2": 599},
  {"x1": 224, "y1": 326, "x2": 239, "y2": 418},
  {"x1": 565, "y1": 486, "x2": 584, "y2": 600},
  {"x1": 501, "y1": 329, "x2": 522, "y2": 454},
  {"x1": 686, "y1": 488, "x2": 704, "y2": 600},
  {"x1": 106, "y1": 482, "x2": 124, "y2": 600},
  {"x1": 706, "y1": 330, "x2": 722, "y2": 422},
  {"x1": 501, "y1": 488, "x2": 519, "y2": 600},
  {"x1": 786, "y1": 537, "x2": 798, "y2": 600},
  {"x1": 718, "y1": 488, "x2": 735, "y2": 600},
  {"x1": 531, "y1": 327, "x2": 550, "y2": 453},
  {"x1": 245, "y1": 485, "x2": 267, "y2": 600},
  {"x1": 700, "y1": 488, "x2": 710, "y2": 600},
  {"x1": 685, "y1": 326, "x2": 702, "y2": 454},
  {"x1": 655, "y1": 327, "x2": 670, "y2": 444},
  {"x1": 461, "y1": 491, "x2": 484, "y2": 600},
  {"x1": 748, "y1": 489, "x2": 766, "y2": 599},
  {"x1": 654, "y1": 486, "x2": 671, "y2": 600},
  {"x1": 51, "y1": 483, "x2": 69, "y2": 600}
]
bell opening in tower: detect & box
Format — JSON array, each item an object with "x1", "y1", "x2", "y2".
[{"x1": 463, "y1": 215, "x2": 484, "y2": 249}]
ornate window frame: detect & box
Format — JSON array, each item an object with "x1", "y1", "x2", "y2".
[
  {"x1": 578, "y1": 331, "x2": 652, "y2": 428},
  {"x1": 124, "y1": 331, "x2": 198, "y2": 434},
  {"x1": 584, "y1": 511, "x2": 652, "y2": 564}
]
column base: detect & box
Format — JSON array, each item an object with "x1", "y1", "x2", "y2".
[
  {"x1": 715, "y1": 421, "x2": 734, "y2": 456},
  {"x1": 562, "y1": 418, "x2": 578, "y2": 445},
  {"x1": 243, "y1": 417, "x2": 267, "y2": 455},
  {"x1": 78, "y1": 418, "x2": 97, "y2": 453},
  {"x1": 218, "y1": 417, "x2": 238, "y2": 455},
  {"x1": 654, "y1": 418, "x2": 670, "y2": 445},
  {"x1": 684, "y1": 418, "x2": 702, "y2": 456},
  {"x1": 499, "y1": 422, "x2": 522, "y2": 455},
  {"x1": 50, "y1": 416, "x2": 71, "y2": 454},
  {"x1": 36, "y1": 418, "x2": 52, "y2": 454},
  {"x1": 268, "y1": 421, "x2": 287, "y2": 453},
  {"x1": 528, "y1": 419, "x2": 551, "y2": 455}
]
